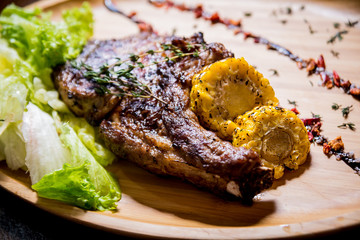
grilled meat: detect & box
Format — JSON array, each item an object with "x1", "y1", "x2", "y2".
[{"x1": 53, "y1": 32, "x2": 274, "y2": 202}]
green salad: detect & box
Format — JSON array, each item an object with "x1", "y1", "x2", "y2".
[{"x1": 0, "y1": 3, "x2": 121, "y2": 211}]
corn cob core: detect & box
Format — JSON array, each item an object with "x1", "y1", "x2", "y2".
[
  {"x1": 233, "y1": 106, "x2": 310, "y2": 179},
  {"x1": 190, "y1": 58, "x2": 278, "y2": 139}
]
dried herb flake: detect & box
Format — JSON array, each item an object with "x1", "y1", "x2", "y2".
[
  {"x1": 288, "y1": 99, "x2": 297, "y2": 107},
  {"x1": 338, "y1": 122, "x2": 356, "y2": 131},
  {"x1": 331, "y1": 103, "x2": 341, "y2": 110},
  {"x1": 327, "y1": 30, "x2": 349, "y2": 44}
]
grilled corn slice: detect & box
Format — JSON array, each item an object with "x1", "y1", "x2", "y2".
[
  {"x1": 190, "y1": 57, "x2": 278, "y2": 139},
  {"x1": 233, "y1": 106, "x2": 310, "y2": 179}
]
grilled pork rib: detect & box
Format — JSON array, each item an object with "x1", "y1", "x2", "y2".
[{"x1": 53, "y1": 32, "x2": 274, "y2": 202}]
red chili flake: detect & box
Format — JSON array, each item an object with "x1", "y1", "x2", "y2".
[
  {"x1": 176, "y1": 3, "x2": 187, "y2": 11},
  {"x1": 320, "y1": 72, "x2": 333, "y2": 89},
  {"x1": 152, "y1": 1, "x2": 165, "y2": 8},
  {"x1": 323, "y1": 143, "x2": 331, "y2": 155},
  {"x1": 137, "y1": 22, "x2": 154, "y2": 32},
  {"x1": 306, "y1": 59, "x2": 316, "y2": 73},
  {"x1": 229, "y1": 19, "x2": 241, "y2": 27},
  {"x1": 193, "y1": 4, "x2": 203, "y2": 18},
  {"x1": 127, "y1": 11, "x2": 137, "y2": 18},
  {"x1": 333, "y1": 70, "x2": 341, "y2": 87},
  {"x1": 317, "y1": 54, "x2": 326, "y2": 69},
  {"x1": 340, "y1": 80, "x2": 351, "y2": 90},
  {"x1": 325, "y1": 80, "x2": 334, "y2": 89},
  {"x1": 243, "y1": 32, "x2": 253, "y2": 40},
  {"x1": 302, "y1": 117, "x2": 321, "y2": 126},
  {"x1": 307, "y1": 131, "x2": 314, "y2": 141},
  {"x1": 290, "y1": 108, "x2": 299, "y2": 114},
  {"x1": 208, "y1": 12, "x2": 221, "y2": 24},
  {"x1": 320, "y1": 72, "x2": 331, "y2": 87},
  {"x1": 350, "y1": 87, "x2": 360, "y2": 96},
  {"x1": 233, "y1": 29, "x2": 242, "y2": 35},
  {"x1": 266, "y1": 44, "x2": 276, "y2": 50},
  {"x1": 311, "y1": 122, "x2": 322, "y2": 136}
]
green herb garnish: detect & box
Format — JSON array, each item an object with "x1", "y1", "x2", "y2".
[
  {"x1": 338, "y1": 122, "x2": 356, "y2": 131},
  {"x1": 311, "y1": 112, "x2": 321, "y2": 118},
  {"x1": 330, "y1": 49, "x2": 339, "y2": 58},
  {"x1": 331, "y1": 103, "x2": 341, "y2": 110},
  {"x1": 269, "y1": 68, "x2": 279, "y2": 76},
  {"x1": 244, "y1": 12, "x2": 252, "y2": 17},
  {"x1": 345, "y1": 19, "x2": 359, "y2": 28},
  {"x1": 288, "y1": 99, "x2": 297, "y2": 107},
  {"x1": 341, "y1": 105, "x2": 353, "y2": 118},
  {"x1": 327, "y1": 30, "x2": 348, "y2": 44},
  {"x1": 71, "y1": 43, "x2": 202, "y2": 103}
]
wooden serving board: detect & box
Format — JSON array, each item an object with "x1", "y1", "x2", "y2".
[{"x1": 1, "y1": 0, "x2": 360, "y2": 238}]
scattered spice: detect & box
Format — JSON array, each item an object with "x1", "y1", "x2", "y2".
[
  {"x1": 331, "y1": 104, "x2": 353, "y2": 118},
  {"x1": 244, "y1": 12, "x2": 252, "y2": 17},
  {"x1": 269, "y1": 68, "x2": 279, "y2": 76},
  {"x1": 311, "y1": 112, "x2": 321, "y2": 118},
  {"x1": 341, "y1": 105, "x2": 353, "y2": 118},
  {"x1": 303, "y1": 116, "x2": 360, "y2": 175},
  {"x1": 327, "y1": 136, "x2": 344, "y2": 152},
  {"x1": 331, "y1": 103, "x2": 341, "y2": 110},
  {"x1": 330, "y1": 49, "x2": 339, "y2": 58},
  {"x1": 333, "y1": 22, "x2": 340, "y2": 29},
  {"x1": 284, "y1": 7, "x2": 292, "y2": 15},
  {"x1": 105, "y1": 0, "x2": 155, "y2": 32},
  {"x1": 338, "y1": 122, "x2": 356, "y2": 131},
  {"x1": 327, "y1": 30, "x2": 348, "y2": 44},
  {"x1": 304, "y1": 19, "x2": 316, "y2": 34},
  {"x1": 287, "y1": 99, "x2": 297, "y2": 107},
  {"x1": 345, "y1": 19, "x2": 359, "y2": 28}
]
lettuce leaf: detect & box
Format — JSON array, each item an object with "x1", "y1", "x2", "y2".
[
  {"x1": 0, "y1": 3, "x2": 93, "y2": 87},
  {"x1": 0, "y1": 40, "x2": 28, "y2": 133},
  {"x1": 0, "y1": 122, "x2": 26, "y2": 170},
  {"x1": 65, "y1": 116, "x2": 116, "y2": 167},
  {"x1": 32, "y1": 123, "x2": 121, "y2": 211},
  {"x1": 0, "y1": 3, "x2": 121, "y2": 211},
  {"x1": 22, "y1": 103, "x2": 70, "y2": 184}
]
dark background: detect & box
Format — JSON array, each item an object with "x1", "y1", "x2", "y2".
[
  {"x1": 1, "y1": 1, "x2": 360, "y2": 239},
  {"x1": 1, "y1": 0, "x2": 37, "y2": 10}
]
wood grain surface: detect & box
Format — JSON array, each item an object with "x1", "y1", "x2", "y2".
[{"x1": 1, "y1": 0, "x2": 360, "y2": 239}]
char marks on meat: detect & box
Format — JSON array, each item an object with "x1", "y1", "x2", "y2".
[{"x1": 53, "y1": 32, "x2": 274, "y2": 202}]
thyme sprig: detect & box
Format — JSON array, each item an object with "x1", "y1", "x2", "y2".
[
  {"x1": 327, "y1": 30, "x2": 348, "y2": 44},
  {"x1": 338, "y1": 122, "x2": 356, "y2": 131},
  {"x1": 345, "y1": 19, "x2": 359, "y2": 28},
  {"x1": 287, "y1": 99, "x2": 297, "y2": 107},
  {"x1": 70, "y1": 43, "x2": 202, "y2": 103},
  {"x1": 341, "y1": 105, "x2": 353, "y2": 118},
  {"x1": 331, "y1": 103, "x2": 353, "y2": 118}
]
